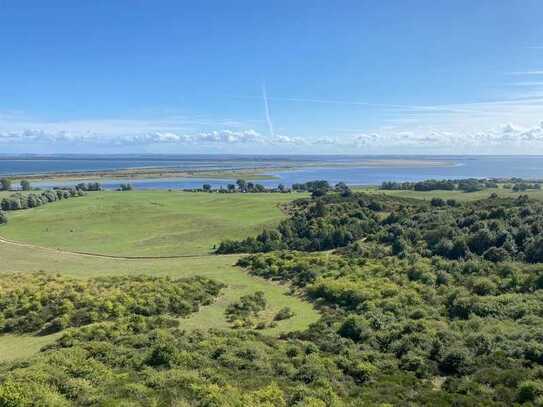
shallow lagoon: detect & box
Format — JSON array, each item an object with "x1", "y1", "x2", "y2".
[{"x1": 4, "y1": 155, "x2": 543, "y2": 189}]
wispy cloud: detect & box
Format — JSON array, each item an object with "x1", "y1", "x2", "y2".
[
  {"x1": 509, "y1": 71, "x2": 543, "y2": 75},
  {"x1": 262, "y1": 83, "x2": 275, "y2": 138}
]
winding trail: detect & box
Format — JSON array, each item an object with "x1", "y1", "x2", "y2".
[{"x1": 0, "y1": 234, "x2": 239, "y2": 260}]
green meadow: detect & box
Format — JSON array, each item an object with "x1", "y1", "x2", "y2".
[
  {"x1": 1, "y1": 191, "x2": 301, "y2": 256},
  {"x1": 0, "y1": 190, "x2": 318, "y2": 362}
]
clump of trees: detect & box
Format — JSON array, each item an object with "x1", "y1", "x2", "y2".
[
  {"x1": 381, "y1": 177, "x2": 543, "y2": 194},
  {"x1": 216, "y1": 190, "x2": 395, "y2": 253},
  {"x1": 0, "y1": 178, "x2": 11, "y2": 191},
  {"x1": 512, "y1": 182, "x2": 542, "y2": 192},
  {"x1": 1, "y1": 188, "x2": 85, "y2": 212},
  {"x1": 75, "y1": 182, "x2": 102, "y2": 191},
  {"x1": 381, "y1": 178, "x2": 502, "y2": 192},
  {"x1": 0, "y1": 273, "x2": 224, "y2": 335},
  {"x1": 217, "y1": 187, "x2": 543, "y2": 265},
  {"x1": 225, "y1": 291, "x2": 267, "y2": 327},
  {"x1": 117, "y1": 183, "x2": 133, "y2": 191},
  {"x1": 197, "y1": 179, "x2": 289, "y2": 193},
  {"x1": 20, "y1": 180, "x2": 31, "y2": 191}
]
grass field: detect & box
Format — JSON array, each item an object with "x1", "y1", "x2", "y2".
[
  {"x1": 0, "y1": 190, "x2": 318, "y2": 362},
  {"x1": 357, "y1": 185, "x2": 543, "y2": 202},
  {"x1": 0, "y1": 191, "x2": 302, "y2": 256}
]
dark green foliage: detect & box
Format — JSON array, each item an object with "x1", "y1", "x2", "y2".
[
  {"x1": 117, "y1": 183, "x2": 133, "y2": 191},
  {"x1": 225, "y1": 291, "x2": 267, "y2": 323},
  {"x1": 292, "y1": 180, "x2": 330, "y2": 193},
  {"x1": 218, "y1": 189, "x2": 543, "y2": 265},
  {"x1": 0, "y1": 273, "x2": 224, "y2": 335},
  {"x1": 274, "y1": 307, "x2": 295, "y2": 321},
  {"x1": 238, "y1": 250, "x2": 543, "y2": 405},
  {"x1": 75, "y1": 182, "x2": 102, "y2": 191},
  {"x1": 0, "y1": 178, "x2": 11, "y2": 191},
  {"x1": 381, "y1": 178, "x2": 505, "y2": 192},
  {"x1": 19, "y1": 180, "x2": 31, "y2": 191},
  {"x1": 216, "y1": 192, "x2": 400, "y2": 253}
]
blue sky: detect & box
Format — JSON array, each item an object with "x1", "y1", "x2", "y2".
[{"x1": 1, "y1": 0, "x2": 543, "y2": 154}]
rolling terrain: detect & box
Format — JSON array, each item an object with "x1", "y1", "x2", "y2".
[{"x1": 0, "y1": 190, "x2": 318, "y2": 362}]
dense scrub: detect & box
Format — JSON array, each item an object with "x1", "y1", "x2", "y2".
[
  {"x1": 217, "y1": 191, "x2": 543, "y2": 264},
  {"x1": 0, "y1": 320, "x2": 356, "y2": 406},
  {"x1": 380, "y1": 178, "x2": 499, "y2": 192},
  {"x1": 237, "y1": 251, "x2": 543, "y2": 405},
  {"x1": 216, "y1": 192, "x2": 402, "y2": 253},
  {"x1": 380, "y1": 177, "x2": 542, "y2": 193},
  {"x1": 0, "y1": 273, "x2": 224, "y2": 335}
]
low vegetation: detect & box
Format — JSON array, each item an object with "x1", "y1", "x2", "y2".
[{"x1": 0, "y1": 272, "x2": 224, "y2": 335}]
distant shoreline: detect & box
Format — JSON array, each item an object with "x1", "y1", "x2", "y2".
[{"x1": 1, "y1": 158, "x2": 457, "y2": 183}]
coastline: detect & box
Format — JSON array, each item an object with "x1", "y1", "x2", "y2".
[{"x1": 0, "y1": 158, "x2": 457, "y2": 184}]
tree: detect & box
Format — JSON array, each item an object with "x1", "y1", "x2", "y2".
[
  {"x1": 202, "y1": 184, "x2": 212, "y2": 192},
  {"x1": 0, "y1": 178, "x2": 11, "y2": 191},
  {"x1": 118, "y1": 183, "x2": 133, "y2": 191},
  {"x1": 20, "y1": 180, "x2": 31, "y2": 191},
  {"x1": 227, "y1": 184, "x2": 236, "y2": 192},
  {"x1": 236, "y1": 179, "x2": 247, "y2": 192}
]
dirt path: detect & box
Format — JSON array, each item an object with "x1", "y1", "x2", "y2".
[{"x1": 0, "y1": 234, "x2": 239, "y2": 260}]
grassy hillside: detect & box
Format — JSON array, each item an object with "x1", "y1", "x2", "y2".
[
  {"x1": 0, "y1": 191, "x2": 302, "y2": 256},
  {"x1": 0, "y1": 191, "x2": 319, "y2": 361}
]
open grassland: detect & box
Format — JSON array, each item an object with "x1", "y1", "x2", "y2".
[
  {"x1": 0, "y1": 191, "x2": 318, "y2": 362},
  {"x1": 357, "y1": 185, "x2": 543, "y2": 202},
  {"x1": 0, "y1": 191, "x2": 302, "y2": 256}
]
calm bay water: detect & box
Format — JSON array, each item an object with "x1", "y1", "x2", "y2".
[{"x1": 1, "y1": 155, "x2": 543, "y2": 190}]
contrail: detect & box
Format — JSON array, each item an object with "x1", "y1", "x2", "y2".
[{"x1": 262, "y1": 83, "x2": 275, "y2": 137}]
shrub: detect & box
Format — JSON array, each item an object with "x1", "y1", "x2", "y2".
[{"x1": 274, "y1": 307, "x2": 295, "y2": 321}]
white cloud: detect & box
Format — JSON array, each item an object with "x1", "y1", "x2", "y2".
[{"x1": 0, "y1": 127, "x2": 310, "y2": 146}]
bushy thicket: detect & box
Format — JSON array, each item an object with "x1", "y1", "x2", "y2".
[
  {"x1": 237, "y1": 250, "x2": 543, "y2": 405},
  {"x1": 377, "y1": 194, "x2": 543, "y2": 263},
  {"x1": 225, "y1": 291, "x2": 267, "y2": 323},
  {"x1": 0, "y1": 321, "x2": 358, "y2": 406},
  {"x1": 381, "y1": 178, "x2": 500, "y2": 192},
  {"x1": 74, "y1": 182, "x2": 102, "y2": 192},
  {"x1": 216, "y1": 193, "x2": 402, "y2": 253},
  {"x1": 217, "y1": 190, "x2": 543, "y2": 265},
  {"x1": 0, "y1": 273, "x2": 224, "y2": 335}
]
